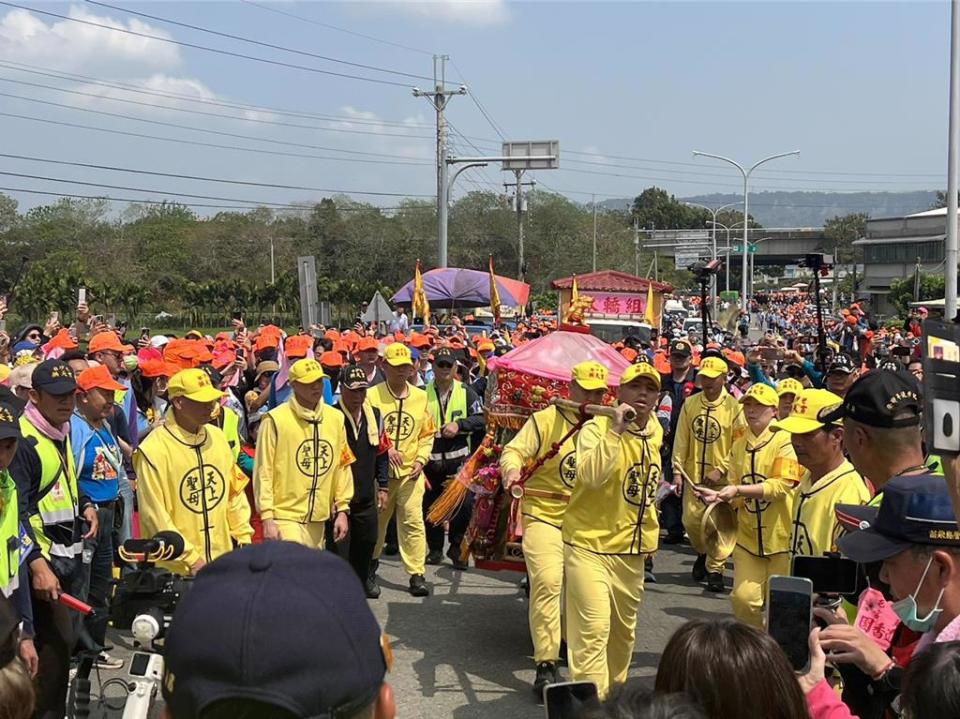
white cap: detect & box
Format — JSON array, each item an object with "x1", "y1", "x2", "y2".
[{"x1": 150, "y1": 335, "x2": 170, "y2": 349}]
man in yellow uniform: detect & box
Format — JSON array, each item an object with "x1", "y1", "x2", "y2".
[
  {"x1": 672, "y1": 356, "x2": 745, "y2": 592},
  {"x1": 255, "y1": 358, "x2": 355, "y2": 550},
  {"x1": 135, "y1": 369, "x2": 253, "y2": 576},
  {"x1": 563, "y1": 359, "x2": 663, "y2": 700},
  {"x1": 369, "y1": 343, "x2": 435, "y2": 597},
  {"x1": 697, "y1": 383, "x2": 801, "y2": 627},
  {"x1": 500, "y1": 361, "x2": 608, "y2": 697},
  {"x1": 776, "y1": 378, "x2": 804, "y2": 420},
  {"x1": 772, "y1": 387, "x2": 871, "y2": 558}
]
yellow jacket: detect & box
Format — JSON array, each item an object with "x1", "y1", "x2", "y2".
[
  {"x1": 368, "y1": 382, "x2": 434, "y2": 481},
  {"x1": 673, "y1": 390, "x2": 745, "y2": 486},
  {"x1": 790, "y1": 459, "x2": 870, "y2": 557},
  {"x1": 134, "y1": 410, "x2": 253, "y2": 574},
  {"x1": 254, "y1": 397, "x2": 355, "y2": 524},
  {"x1": 727, "y1": 426, "x2": 801, "y2": 557},
  {"x1": 500, "y1": 406, "x2": 581, "y2": 528},
  {"x1": 563, "y1": 414, "x2": 663, "y2": 555}
]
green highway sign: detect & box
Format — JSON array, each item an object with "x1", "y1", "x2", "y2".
[{"x1": 731, "y1": 243, "x2": 758, "y2": 254}]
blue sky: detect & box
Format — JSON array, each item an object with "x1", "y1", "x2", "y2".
[{"x1": 0, "y1": 0, "x2": 951, "y2": 213}]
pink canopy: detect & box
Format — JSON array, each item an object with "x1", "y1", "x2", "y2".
[{"x1": 489, "y1": 330, "x2": 631, "y2": 385}]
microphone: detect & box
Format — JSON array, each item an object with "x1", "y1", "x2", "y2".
[{"x1": 120, "y1": 531, "x2": 186, "y2": 562}]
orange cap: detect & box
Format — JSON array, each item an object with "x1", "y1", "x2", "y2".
[
  {"x1": 76, "y1": 364, "x2": 125, "y2": 392},
  {"x1": 88, "y1": 331, "x2": 133, "y2": 354},
  {"x1": 324, "y1": 329, "x2": 341, "y2": 342},
  {"x1": 285, "y1": 335, "x2": 313, "y2": 359},
  {"x1": 139, "y1": 359, "x2": 178, "y2": 379},
  {"x1": 43, "y1": 328, "x2": 78, "y2": 352},
  {"x1": 621, "y1": 347, "x2": 639, "y2": 363},
  {"x1": 319, "y1": 351, "x2": 344, "y2": 368},
  {"x1": 356, "y1": 337, "x2": 379, "y2": 352}
]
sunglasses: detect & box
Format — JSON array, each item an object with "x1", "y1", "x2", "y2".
[{"x1": 434, "y1": 361, "x2": 455, "y2": 369}]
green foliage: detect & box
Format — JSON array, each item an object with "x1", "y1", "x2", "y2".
[
  {"x1": 888, "y1": 273, "x2": 945, "y2": 316},
  {"x1": 824, "y1": 212, "x2": 868, "y2": 264}
]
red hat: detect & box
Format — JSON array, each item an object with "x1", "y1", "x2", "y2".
[
  {"x1": 409, "y1": 333, "x2": 432, "y2": 349},
  {"x1": 356, "y1": 337, "x2": 379, "y2": 353},
  {"x1": 89, "y1": 331, "x2": 133, "y2": 354},
  {"x1": 285, "y1": 335, "x2": 313, "y2": 359},
  {"x1": 319, "y1": 351, "x2": 344, "y2": 368},
  {"x1": 324, "y1": 329, "x2": 341, "y2": 342},
  {"x1": 76, "y1": 364, "x2": 125, "y2": 392},
  {"x1": 43, "y1": 328, "x2": 78, "y2": 353}
]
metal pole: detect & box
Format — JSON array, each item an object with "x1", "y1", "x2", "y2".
[
  {"x1": 592, "y1": 194, "x2": 598, "y2": 272},
  {"x1": 725, "y1": 227, "x2": 731, "y2": 291},
  {"x1": 516, "y1": 169, "x2": 525, "y2": 279},
  {"x1": 742, "y1": 173, "x2": 749, "y2": 312},
  {"x1": 633, "y1": 218, "x2": 640, "y2": 276},
  {"x1": 947, "y1": 0, "x2": 960, "y2": 319},
  {"x1": 270, "y1": 236, "x2": 275, "y2": 284}
]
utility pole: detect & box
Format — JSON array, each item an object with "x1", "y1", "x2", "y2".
[
  {"x1": 413, "y1": 55, "x2": 465, "y2": 268},
  {"x1": 633, "y1": 218, "x2": 640, "y2": 276},
  {"x1": 592, "y1": 194, "x2": 598, "y2": 272},
  {"x1": 503, "y1": 170, "x2": 536, "y2": 281},
  {"x1": 947, "y1": 0, "x2": 960, "y2": 319}
]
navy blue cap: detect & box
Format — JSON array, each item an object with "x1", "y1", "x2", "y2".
[
  {"x1": 0, "y1": 402, "x2": 20, "y2": 441},
  {"x1": 162, "y1": 543, "x2": 386, "y2": 719},
  {"x1": 821, "y1": 368, "x2": 922, "y2": 428},
  {"x1": 837, "y1": 474, "x2": 960, "y2": 563},
  {"x1": 31, "y1": 359, "x2": 76, "y2": 395}
]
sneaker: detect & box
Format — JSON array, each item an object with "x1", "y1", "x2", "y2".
[
  {"x1": 533, "y1": 661, "x2": 559, "y2": 702},
  {"x1": 364, "y1": 577, "x2": 381, "y2": 599},
  {"x1": 645, "y1": 556, "x2": 657, "y2": 584},
  {"x1": 95, "y1": 652, "x2": 124, "y2": 670},
  {"x1": 425, "y1": 549, "x2": 444, "y2": 566},
  {"x1": 409, "y1": 574, "x2": 430, "y2": 597},
  {"x1": 706, "y1": 572, "x2": 725, "y2": 593},
  {"x1": 446, "y1": 544, "x2": 468, "y2": 570},
  {"x1": 662, "y1": 533, "x2": 685, "y2": 545},
  {"x1": 692, "y1": 554, "x2": 708, "y2": 582}
]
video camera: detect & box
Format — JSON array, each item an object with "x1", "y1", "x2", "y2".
[{"x1": 691, "y1": 258, "x2": 722, "y2": 281}]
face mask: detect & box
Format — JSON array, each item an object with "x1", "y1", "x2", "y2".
[{"x1": 891, "y1": 554, "x2": 946, "y2": 633}]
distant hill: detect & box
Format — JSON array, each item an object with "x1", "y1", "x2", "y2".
[{"x1": 598, "y1": 191, "x2": 939, "y2": 227}]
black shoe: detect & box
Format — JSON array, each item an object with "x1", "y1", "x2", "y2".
[
  {"x1": 426, "y1": 549, "x2": 444, "y2": 565},
  {"x1": 645, "y1": 569, "x2": 658, "y2": 584},
  {"x1": 446, "y1": 544, "x2": 468, "y2": 570},
  {"x1": 662, "y1": 533, "x2": 685, "y2": 545},
  {"x1": 364, "y1": 578, "x2": 381, "y2": 599},
  {"x1": 409, "y1": 574, "x2": 430, "y2": 597},
  {"x1": 558, "y1": 639, "x2": 568, "y2": 666},
  {"x1": 706, "y1": 572, "x2": 725, "y2": 593},
  {"x1": 384, "y1": 543, "x2": 399, "y2": 556},
  {"x1": 692, "y1": 554, "x2": 708, "y2": 582},
  {"x1": 533, "y1": 661, "x2": 559, "y2": 702}
]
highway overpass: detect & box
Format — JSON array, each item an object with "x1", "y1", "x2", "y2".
[{"x1": 645, "y1": 228, "x2": 829, "y2": 267}]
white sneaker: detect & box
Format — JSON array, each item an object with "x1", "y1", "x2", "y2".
[{"x1": 95, "y1": 652, "x2": 124, "y2": 670}]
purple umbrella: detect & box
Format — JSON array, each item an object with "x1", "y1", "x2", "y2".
[{"x1": 391, "y1": 267, "x2": 530, "y2": 309}]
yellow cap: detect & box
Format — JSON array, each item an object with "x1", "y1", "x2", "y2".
[
  {"x1": 621, "y1": 360, "x2": 661, "y2": 389},
  {"x1": 571, "y1": 361, "x2": 609, "y2": 391},
  {"x1": 698, "y1": 356, "x2": 729, "y2": 379},
  {"x1": 289, "y1": 358, "x2": 325, "y2": 385},
  {"x1": 0, "y1": 364, "x2": 9, "y2": 384},
  {"x1": 167, "y1": 369, "x2": 223, "y2": 403},
  {"x1": 776, "y1": 378, "x2": 804, "y2": 398},
  {"x1": 771, "y1": 388, "x2": 843, "y2": 434},
  {"x1": 740, "y1": 383, "x2": 778, "y2": 407},
  {"x1": 384, "y1": 343, "x2": 413, "y2": 367}
]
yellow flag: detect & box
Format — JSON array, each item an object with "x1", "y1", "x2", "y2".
[
  {"x1": 571, "y1": 275, "x2": 579, "y2": 304},
  {"x1": 488, "y1": 255, "x2": 502, "y2": 322},
  {"x1": 643, "y1": 280, "x2": 657, "y2": 325},
  {"x1": 412, "y1": 259, "x2": 431, "y2": 326}
]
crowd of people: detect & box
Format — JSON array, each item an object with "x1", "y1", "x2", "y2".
[{"x1": 0, "y1": 291, "x2": 958, "y2": 719}]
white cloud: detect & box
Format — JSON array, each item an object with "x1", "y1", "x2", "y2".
[
  {"x1": 371, "y1": 0, "x2": 510, "y2": 26},
  {"x1": 335, "y1": 105, "x2": 433, "y2": 159},
  {"x1": 0, "y1": 6, "x2": 180, "y2": 76}
]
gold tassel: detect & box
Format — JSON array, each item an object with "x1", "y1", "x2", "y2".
[{"x1": 426, "y1": 479, "x2": 469, "y2": 526}]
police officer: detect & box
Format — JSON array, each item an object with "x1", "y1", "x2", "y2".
[
  {"x1": 563, "y1": 359, "x2": 663, "y2": 699},
  {"x1": 423, "y1": 347, "x2": 484, "y2": 569},
  {"x1": 255, "y1": 358, "x2": 355, "y2": 550},
  {"x1": 500, "y1": 360, "x2": 609, "y2": 696},
  {"x1": 672, "y1": 356, "x2": 745, "y2": 592},
  {"x1": 135, "y1": 369, "x2": 253, "y2": 577}
]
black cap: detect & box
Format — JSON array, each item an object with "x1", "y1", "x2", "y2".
[
  {"x1": 0, "y1": 403, "x2": 21, "y2": 441},
  {"x1": 432, "y1": 347, "x2": 456, "y2": 366},
  {"x1": 837, "y1": 474, "x2": 960, "y2": 562},
  {"x1": 341, "y1": 365, "x2": 369, "y2": 391},
  {"x1": 162, "y1": 543, "x2": 386, "y2": 719},
  {"x1": 670, "y1": 340, "x2": 692, "y2": 358},
  {"x1": 701, "y1": 347, "x2": 724, "y2": 361},
  {"x1": 31, "y1": 359, "x2": 76, "y2": 395},
  {"x1": 822, "y1": 368, "x2": 922, "y2": 428},
  {"x1": 828, "y1": 353, "x2": 857, "y2": 375}
]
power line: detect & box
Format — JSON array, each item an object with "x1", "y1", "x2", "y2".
[
  {"x1": 0, "y1": 152, "x2": 435, "y2": 197},
  {"x1": 449, "y1": 57, "x2": 508, "y2": 141},
  {"x1": 0, "y1": 2, "x2": 416, "y2": 88},
  {"x1": 0, "y1": 60, "x2": 436, "y2": 130},
  {"x1": 238, "y1": 0, "x2": 435, "y2": 57},
  {"x1": 86, "y1": 0, "x2": 433, "y2": 82}
]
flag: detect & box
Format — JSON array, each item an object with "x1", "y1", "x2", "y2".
[
  {"x1": 488, "y1": 255, "x2": 502, "y2": 323},
  {"x1": 643, "y1": 280, "x2": 657, "y2": 325},
  {"x1": 412, "y1": 259, "x2": 431, "y2": 326},
  {"x1": 571, "y1": 274, "x2": 579, "y2": 305}
]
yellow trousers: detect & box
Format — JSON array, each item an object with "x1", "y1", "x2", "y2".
[
  {"x1": 683, "y1": 492, "x2": 725, "y2": 574},
  {"x1": 731, "y1": 547, "x2": 790, "y2": 628},
  {"x1": 564, "y1": 544, "x2": 645, "y2": 699},
  {"x1": 522, "y1": 517, "x2": 565, "y2": 663},
  {"x1": 275, "y1": 519, "x2": 326, "y2": 550},
  {"x1": 374, "y1": 477, "x2": 426, "y2": 576}
]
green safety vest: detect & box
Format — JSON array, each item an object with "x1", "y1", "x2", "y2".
[
  {"x1": 220, "y1": 408, "x2": 241, "y2": 460},
  {"x1": 0, "y1": 471, "x2": 20, "y2": 597},
  {"x1": 20, "y1": 416, "x2": 81, "y2": 560}
]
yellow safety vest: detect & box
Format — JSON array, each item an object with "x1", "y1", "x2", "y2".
[
  {"x1": 220, "y1": 408, "x2": 242, "y2": 460},
  {"x1": 563, "y1": 414, "x2": 664, "y2": 555},
  {"x1": 500, "y1": 406, "x2": 581, "y2": 528},
  {"x1": 791, "y1": 460, "x2": 870, "y2": 557},
  {"x1": 368, "y1": 383, "x2": 435, "y2": 480},
  {"x1": 728, "y1": 426, "x2": 800, "y2": 557},
  {"x1": 254, "y1": 399, "x2": 355, "y2": 524},
  {"x1": 0, "y1": 471, "x2": 21, "y2": 597},
  {"x1": 20, "y1": 416, "x2": 81, "y2": 560},
  {"x1": 673, "y1": 390, "x2": 745, "y2": 485}
]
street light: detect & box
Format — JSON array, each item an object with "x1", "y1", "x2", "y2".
[
  {"x1": 684, "y1": 200, "x2": 742, "y2": 316},
  {"x1": 749, "y1": 237, "x2": 774, "y2": 296},
  {"x1": 707, "y1": 219, "x2": 744, "y2": 292},
  {"x1": 692, "y1": 149, "x2": 800, "y2": 310}
]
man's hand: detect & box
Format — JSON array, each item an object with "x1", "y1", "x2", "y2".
[
  {"x1": 695, "y1": 486, "x2": 721, "y2": 504},
  {"x1": 19, "y1": 638, "x2": 38, "y2": 677},
  {"x1": 441, "y1": 421, "x2": 459, "y2": 439},
  {"x1": 388, "y1": 448, "x2": 403, "y2": 469},
  {"x1": 82, "y1": 505, "x2": 99, "y2": 540},
  {"x1": 409, "y1": 461, "x2": 424, "y2": 480},
  {"x1": 818, "y1": 624, "x2": 892, "y2": 676},
  {"x1": 262, "y1": 519, "x2": 281, "y2": 541},
  {"x1": 747, "y1": 348, "x2": 762, "y2": 366},
  {"x1": 812, "y1": 604, "x2": 849, "y2": 627},
  {"x1": 798, "y1": 628, "x2": 826, "y2": 695},
  {"x1": 0, "y1": 297, "x2": 6, "y2": 321},
  {"x1": 189, "y1": 557, "x2": 207, "y2": 575},
  {"x1": 784, "y1": 349, "x2": 804, "y2": 365},
  {"x1": 377, "y1": 489, "x2": 389, "y2": 511},
  {"x1": 502, "y1": 468, "x2": 521, "y2": 490},
  {"x1": 76, "y1": 301, "x2": 90, "y2": 322},
  {"x1": 333, "y1": 512, "x2": 349, "y2": 542},
  {"x1": 716, "y1": 484, "x2": 739, "y2": 502},
  {"x1": 610, "y1": 402, "x2": 634, "y2": 435},
  {"x1": 30, "y1": 558, "x2": 60, "y2": 602},
  {"x1": 704, "y1": 468, "x2": 724, "y2": 485}
]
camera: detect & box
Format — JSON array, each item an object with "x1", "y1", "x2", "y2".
[{"x1": 691, "y1": 259, "x2": 722, "y2": 280}]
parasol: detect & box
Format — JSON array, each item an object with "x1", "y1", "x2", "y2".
[{"x1": 391, "y1": 267, "x2": 530, "y2": 309}]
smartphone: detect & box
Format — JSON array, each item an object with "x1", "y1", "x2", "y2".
[
  {"x1": 232, "y1": 310, "x2": 243, "y2": 322},
  {"x1": 49, "y1": 310, "x2": 59, "y2": 324},
  {"x1": 543, "y1": 681, "x2": 599, "y2": 719},
  {"x1": 761, "y1": 347, "x2": 784, "y2": 361},
  {"x1": 140, "y1": 327, "x2": 150, "y2": 340},
  {"x1": 236, "y1": 348, "x2": 245, "y2": 360},
  {"x1": 105, "y1": 313, "x2": 117, "y2": 329},
  {"x1": 791, "y1": 555, "x2": 859, "y2": 595},
  {"x1": 767, "y1": 575, "x2": 814, "y2": 672},
  {"x1": 78, "y1": 288, "x2": 86, "y2": 305}
]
